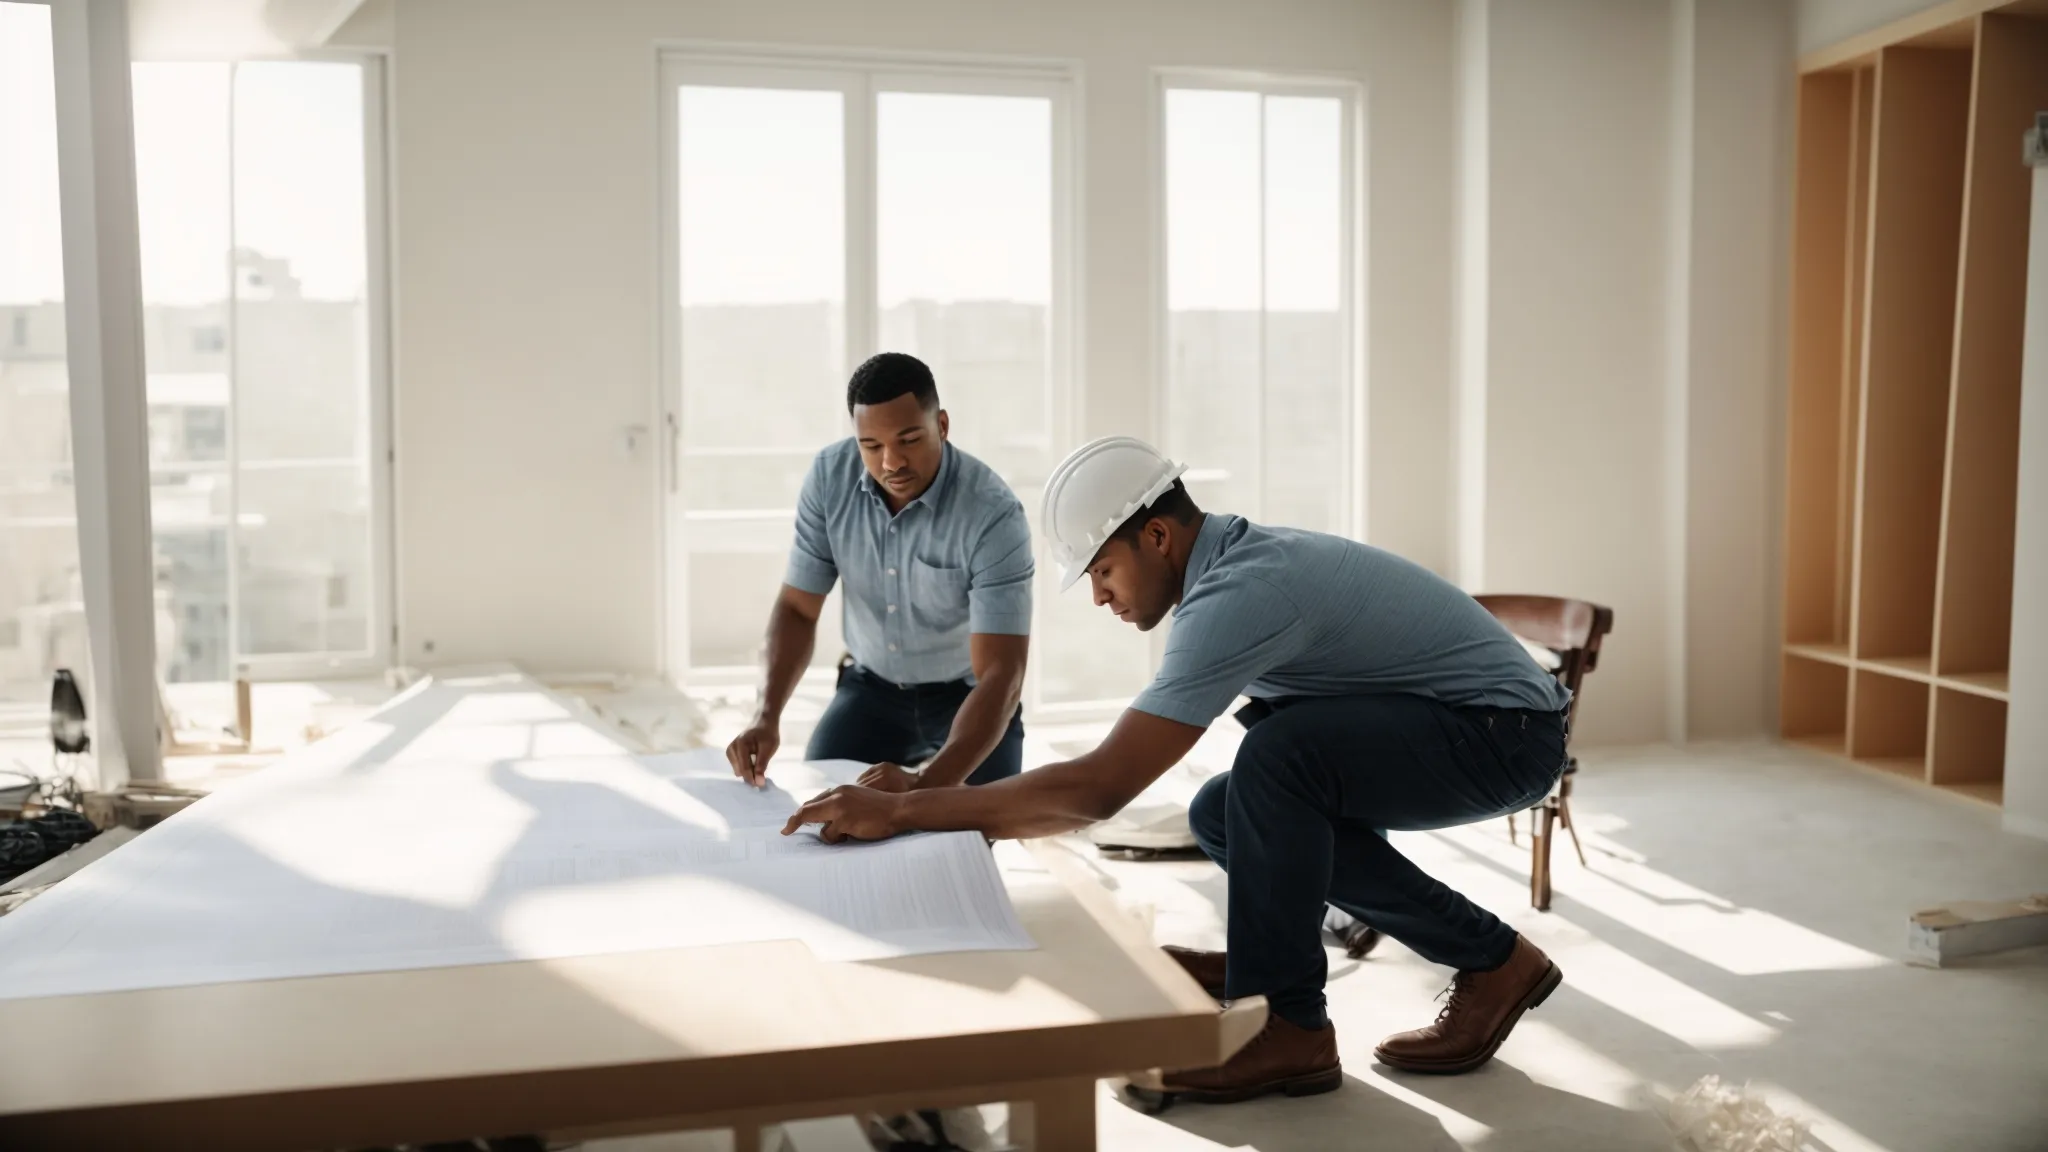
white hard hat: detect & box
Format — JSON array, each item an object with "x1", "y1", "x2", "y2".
[{"x1": 1041, "y1": 436, "x2": 1188, "y2": 591}]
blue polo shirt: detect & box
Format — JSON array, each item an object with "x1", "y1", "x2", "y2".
[
  {"x1": 784, "y1": 440, "x2": 1032, "y2": 685},
  {"x1": 1131, "y1": 515, "x2": 1572, "y2": 727}
]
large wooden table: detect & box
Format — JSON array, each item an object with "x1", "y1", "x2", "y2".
[{"x1": 0, "y1": 673, "x2": 1258, "y2": 1150}]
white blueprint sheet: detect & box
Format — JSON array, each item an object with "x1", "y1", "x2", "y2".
[{"x1": 0, "y1": 739, "x2": 1033, "y2": 1001}]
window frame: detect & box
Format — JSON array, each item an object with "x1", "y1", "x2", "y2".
[
  {"x1": 1151, "y1": 68, "x2": 1369, "y2": 543},
  {"x1": 0, "y1": 19, "x2": 395, "y2": 689},
  {"x1": 207, "y1": 50, "x2": 397, "y2": 681},
  {"x1": 655, "y1": 47, "x2": 1082, "y2": 715}
]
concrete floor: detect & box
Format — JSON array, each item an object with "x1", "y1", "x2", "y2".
[
  {"x1": 608, "y1": 733, "x2": 2048, "y2": 1152},
  {"x1": 18, "y1": 682, "x2": 2040, "y2": 1149}
]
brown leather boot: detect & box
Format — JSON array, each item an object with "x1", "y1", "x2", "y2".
[
  {"x1": 1161, "y1": 945, "x2": 1226, "y2": 1000},
  {"x1": 1373, "y1": 935, "x2": 1561, "y2": 1075},
  {"x1": 1159, "y1": 1014, "x2": 1342, "y2": 1103}
]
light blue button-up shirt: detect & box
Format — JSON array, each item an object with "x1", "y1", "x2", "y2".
[
  {"x1": 785, "y1": 439, "x2": 1033, "y2": 685},
  {"x1": 1132, "y1": 515, "x2": 1572, "y2": 728}
]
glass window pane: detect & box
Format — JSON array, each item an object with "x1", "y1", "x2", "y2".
[
  {"x1": 877, "y1": 91, "x2": 1054, "y2": 491},
  {"x1": 1165, "y1": 88, "x2": 1261, "y2": 519},
  {"x1": 230, "y1": 61, "x2": 375, "y2": 659},
  {"x1": 686, "y1": 551, "x2": 845, "y2": 672},
  {"x1": 235, "y1": 462, "x2": 370, "y2": 657},
  {"x1": 133, "y1": 62, "x2": 235, "y2": 681},
  {"x1": 678, "y1": 85, "x2": 846, "y2": 476},
  {"x1": 0, "y1": 2, "x2": 88, "y2": 707},
  {"x1": 1262, "y1": 95, "x2": 1347, "y2": 534}
]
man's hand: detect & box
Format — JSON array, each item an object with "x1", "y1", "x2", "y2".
[
  {"x1": 857, "y1": 761, "x2": 921, "y2": 793},
  {"x1": 782, "y1": 785, "x2": 903, "y2": 843},
  {"x1": 726, "y1": 719, "x2": 781, "y2": 788}
]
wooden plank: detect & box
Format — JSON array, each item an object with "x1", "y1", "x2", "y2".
[
  {"x1": 1863, "y1": 653, "x2": 1936, "y2": 681},
  {"x1": 1784, "y1": 641, "x2": 1854, "y2": 666},
  {"x1": 1907, "y1": 895, "x2": 2048, "y2": 965},
  {"x1": 1930, "y1": 687, "x2": 2007, "y2": 785},
  {"x1": 1839, "y1": 69, "x2": 1877, "y2": 643},
  {"x1": 1940, "y1": 669, "x2": 2010, "y2": 698},
  {"x1": 1933, "y1": 14, "x2": 2048, "y2": 680},
  {"x1": 1786, "y1": 72, "x2": 1857, "y2": 646},
  {"x1": 1848, "y1": 668, "x2": 1929, "y2": 773},
  {"x1": 1853, "y1": 47, "x2": 1973, "y2": 663},
  {"x1": 1008, "y1": 1077, "x2": 1097, "y2": 1152}
]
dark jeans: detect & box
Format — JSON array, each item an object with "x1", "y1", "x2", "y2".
[
  {"x1": 1188, "y1": 693, "x2": 1566, "y2": 1031},
  {"x1": 805, "y1": 663, "x2": 1024, "y2": 786}
]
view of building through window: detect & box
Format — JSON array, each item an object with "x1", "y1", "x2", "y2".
[
  {"x1": 0, "y1": 12, "x2": 380, "y2": 708},
  {"x1": 1165, "y1": 84, "x2": 1356, "y2": 539}
]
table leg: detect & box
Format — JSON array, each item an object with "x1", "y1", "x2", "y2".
[
  {"x1": 1008, "y1": 1077, "x2": 1096, "y2": 1151},
  {"x1": 732, "y1": 1123, "x2": 763, "y2": 1152}
]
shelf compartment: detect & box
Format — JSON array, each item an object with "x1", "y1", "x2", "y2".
[
  {"x1": 1784, "y1": 69, "x2": 1862, "y2": 647},
  {"x1": 1936, "y1": 780, "x2": 2005, "y2": 807},
  {"x1": 1848, "y1": 668, "x2": 1929, "y2": 778},
  {"x1": 1930, "y1": 687, "x2": 2005, "y2": 799},
  {"x1": 1851, "y1": 46, "x2": 1972, "y2": 663},
  {"x1": 1782, "y1": 654, "x2": 1850, "y2": 751},
  {"x1": 1931, "y1": 15, "x2": 2048, "y2": 682}
]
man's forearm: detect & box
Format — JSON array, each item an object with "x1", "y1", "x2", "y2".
[
  {"x1": 755, "y1": 602, "x2": 817, "y2": 721},
  {"x1": 916, "y1": 671, "x2": 1023, "y2": 788},
  {"x1": 896, "y1": 758, "x2": 1116, "y2": 839}
]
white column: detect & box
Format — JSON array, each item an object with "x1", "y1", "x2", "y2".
[
  {"x1": 49, "y1": 0, "x2": 162, "y2": 787},
  {"x1": 2004, "y1": 118, "x2": 2048, "y2": 841},
  {"x1": 1451, "y1": 0, "x2": 1489, "y2": 593}
]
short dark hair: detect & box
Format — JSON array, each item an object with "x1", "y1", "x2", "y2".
[
  {"x1": 846, "y1": 352, "x2": 939, "y2": 415},
  {"x1": 1106, "y1": 479, "x2": 1201, "y2": 546}
]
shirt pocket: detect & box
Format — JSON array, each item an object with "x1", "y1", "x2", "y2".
[{"x1": 908, "y1": 559, "x2": 971, "y2": 636}]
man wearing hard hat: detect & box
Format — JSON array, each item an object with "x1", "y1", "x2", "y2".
[
  {"x1": 786, "y1": 434, "x2": 1573, "y2": 1102},
  {"x1": 726, "y1": 352, "x2": 1034, "y2": 796}
]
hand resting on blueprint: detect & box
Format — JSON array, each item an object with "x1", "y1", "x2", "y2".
[
  {"x1": 856, "y1": 761, "x2": 920, "y2": 794},
  {"x1": 783, "y1": 784, "x2": 902, "y2": 843}
]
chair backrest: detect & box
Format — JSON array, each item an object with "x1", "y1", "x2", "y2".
[{"x1": 1473, "y1": 594, "x2": 1614, "y2": 737}]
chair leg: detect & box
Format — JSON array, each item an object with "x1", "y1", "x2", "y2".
[
  {"x1": 1558, "y1": 795, "x2": 1588, "y2": 868},
  {"x1": 1506, "y1": 810, "x2": 1518, "y2": 846},
  {"x1": 1531, "y1": 802, "x2": 1556, "y2": 912}
]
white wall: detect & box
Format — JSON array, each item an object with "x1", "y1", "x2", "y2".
[
  {"x1": 1480, "y1": 0, "x2": 1676, "y2": 745},
  {"x1": 388, "y1": 0, "x2": 1458, "y2": 675},
  {"x1": 1459, "y1": 0, "x2": 1792, "y2": 745},
  {"x1": 1685, "y1": 0, "x2": 1796, "y2": 739},
  {"x1": 380, "y1": 0, "x2": 1793, "y2": 746}
]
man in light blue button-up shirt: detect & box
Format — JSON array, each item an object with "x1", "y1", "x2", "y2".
[{"x1": 725, "y1": 353, "x2": 1033, "y2": 792}]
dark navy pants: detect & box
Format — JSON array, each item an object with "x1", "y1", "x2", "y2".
[
  {"x1": 1188, "y1": 693, "x2": 1565, "y2": 1031},
  {"x1": 805, "y1": 663, "x2": 1024, "y2": 785}
]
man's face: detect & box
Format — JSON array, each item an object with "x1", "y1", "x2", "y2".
[
  {"x1": 852, "y1": 393, "x2": 948, "y2": 507},
  {"x1": 1084, "y1": 522, "x2": 1179, "y2": 632}
]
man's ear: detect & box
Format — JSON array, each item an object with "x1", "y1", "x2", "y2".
[
  {"x1": 936, "y1": 409, "x2": 950, "y2": 440},
  {"x1": 1145, "y1": 516, "x2": 1172, "y2": 554}
]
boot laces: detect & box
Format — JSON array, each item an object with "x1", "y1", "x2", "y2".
[{"x1": 1433, "y1": 972, "x2": 1477, "y2": 1025}]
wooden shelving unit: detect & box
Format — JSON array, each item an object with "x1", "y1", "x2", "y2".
[{"x1": 1783, "y1": 5, "x2": 2048, "y2": 809}]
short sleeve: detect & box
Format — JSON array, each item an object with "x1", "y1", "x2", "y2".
[
  {"x1": 1131, "y1": 576, "x2": 1305, "y2": 727},
  {"x1": 966, "y1": 500, "x2": 1033, "y2": 636},
  {"x1": 783, "y1": 451, "x2": 839, "y2": 594}
]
